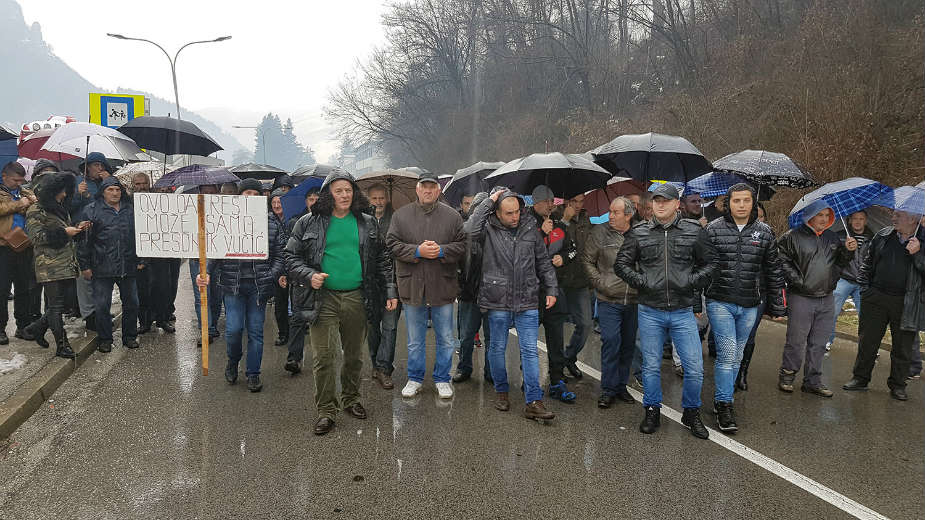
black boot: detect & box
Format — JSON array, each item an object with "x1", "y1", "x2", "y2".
[
  {"x1": 639, "y1": 406, "x2": 661, "y2": 434},
  {"x1": 714, "y1": 401, "x2": 738, "y2": 433},
  {"x1": 56, "y1": 337, "x2": 76, "y2": 359},
  {"x1": 681, "y1": 407, "x2": 709, "y2": 439},
  {"x1": 25, "y1": 319, "x2": 49, "y2": 348},
  {"x1": 735, "y1": 359, "x2": 749, "y2": 391}
]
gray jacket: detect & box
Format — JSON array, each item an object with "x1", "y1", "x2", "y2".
[
  {"x1": 581, "y1": 223, "x2": 637, "y2": 305},
  {"x1": 464, "y1": 191, "x2": 557, "y2": 312}
]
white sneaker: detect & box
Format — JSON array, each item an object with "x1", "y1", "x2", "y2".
[
  {"x1": 436, "y1": 382, "x2": 454, "y2": 399},
  {"x1": 401, "y1": 380, "x2": 423, "y2": 398}
]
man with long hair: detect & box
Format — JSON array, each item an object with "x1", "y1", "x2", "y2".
[{"x1": 284, "y1": 170, "x2": 396, "y2": 435}]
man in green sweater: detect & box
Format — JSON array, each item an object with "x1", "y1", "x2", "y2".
[{"x1": 284, "y1": 170, "x2": 396, "y2": 436}]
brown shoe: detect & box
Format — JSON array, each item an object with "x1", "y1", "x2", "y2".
[
  {"x1": 313, "y1": 417, "x2": 335, "y2": 436},
  {"x1": 801, "y1": 384, "x2": 834, "y2": 398},
  {"x1": 374, "y1": 370, "x2": 394, "y2": 390},
  {"x1": 494, "y1": 392, "x2": 510, "y2": 411},
  {"x1": 524, "y1": 400, "x2": 555, "y2": 421},
  {"x1": 778, "y1": 369, "x2": 796, "y2": 393},
  {"x1": 344, "y1": 403, "x2": 368, "y2": 419}
]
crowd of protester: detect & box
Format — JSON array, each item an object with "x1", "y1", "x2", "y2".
[{"x1": 2, "y1": 158, "x2": 922, "y2": 438}]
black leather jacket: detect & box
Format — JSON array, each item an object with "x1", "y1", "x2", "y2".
[
  {"x1": 777, "y1": 224, "x2": 852, "y2": 298},
  {"x1": 704, "y1": 214, "x2": 786, "y2": 316},
  {"x1": 465, "y1": 192, "x2": 558, "y2": 312},
  {"x1": 858, "y1": 226, "x2": 925, "y2": 331},
  {"x1": 614, "y1": 214, "x2": 716, "y2": 312},
  {"x1": 283, "y1": 211, "x2": 396, "y2": 325}
]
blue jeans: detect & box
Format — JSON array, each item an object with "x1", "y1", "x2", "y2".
[
  {"x1": 455, "y1": 299, "x2": 491, "y2": 378},
  {"x1": 404, "y1": 303, "x2": 455, "y2": 383},
  {"x1": 487, "y1": 309, "x2": 544, "y2": 403},
  {"x1": 829, "y1": 278, "x2": 861, "y2": 345},
  {"x1": 706, "y1": 300, "x2": 758, "y2": 403},
  {"x1": 223, "y1": 284, "x2": 267, "y2": 377},
  {"x1": 637, "y1": 305, "x2": 704, "y2": 409},
  {"x1": 189, "y1": 260, "x2": 220, "y2": 336},
  {"x1": 598, "y1": 301, "x2": 637, "y2": 396}
]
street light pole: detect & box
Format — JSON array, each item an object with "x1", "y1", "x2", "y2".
[
  {"x1": 232, "y1": 125, "x2": 265, "y2": 164},
  {"x1": 106, "y1": 34, "x2": 231, "y2": 119}
]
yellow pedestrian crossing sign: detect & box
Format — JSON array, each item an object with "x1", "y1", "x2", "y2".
[{"x1": 89, "y1": 93, "x2": 148, "y2": 129}]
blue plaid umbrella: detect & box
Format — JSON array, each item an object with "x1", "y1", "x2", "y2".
[
  {"x1": 788, "y1": 177, "x2": 892, "y2": 229},
  {"x1": 871, "y1": 185, "x2": 925, "y2": 216},
  {"x1": 685, "y1": 171, "x2": 775, "y2": 200}
]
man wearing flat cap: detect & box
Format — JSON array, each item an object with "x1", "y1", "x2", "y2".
[{"x1": 387, "y1": 170, "x2": 466, "y2": 399}]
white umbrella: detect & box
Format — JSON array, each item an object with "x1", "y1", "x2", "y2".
[
  {"x1": 40, "y1": 122, "x2": 150, "y2": 162},
  {"x1": 115, "y1": 161, "x2": 179, "y2": 187}
]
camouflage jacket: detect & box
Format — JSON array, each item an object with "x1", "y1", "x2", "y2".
[{"x1": 26, "y1": 203, "x2": 79, "y2": 283}]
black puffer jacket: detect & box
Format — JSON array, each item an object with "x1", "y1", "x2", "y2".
[
  {"x1": 614, "y1": 213, "x2": 716, "y2": 312},
  {"x1": 465, "y1": 191, "x2": 558, "y2": 312},
  {"x1": 777, "y1": 209, "x2": 852, "y2": 298},
  {"x1": 283, "y1": 212, "x2": 396, "y2": 325},
  {"x1": 704, "y1": 214, "x2": 786, "y2": 316},
  {"x1": 77, "y1": 177, "x2": 138, "y2": 278},
  {"x1": 210, "y1": 212, "x2": 285, "y2": 301},
  {"x1": 835, "y1": 226, "x2": 874, "y2": 283},
  {"x1": 857, "y1": 226, "x2": 925, "y2": 332}
]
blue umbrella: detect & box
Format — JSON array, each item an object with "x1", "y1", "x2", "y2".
[
  {"x1": 787, "y1": 177, "x2": 892, "y2": 229},
  {"x1": 685, "y1": 171, "x2": 776, "y2": 200},
  {"x1": 872, "y1": 185, "x2": 925, "y2": 216},
  {"x1": 647, "y1": 181, "x2": 685, "y2": 195},
  {"x1": 281, "y1": 175, "x2": 324, "y2": 222}
]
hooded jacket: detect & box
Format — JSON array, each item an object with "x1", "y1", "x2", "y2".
[
  {"x1": 703, "y1": 188, "x2": 786, "y2": 315},
  {"x1": 77, "y1": 176, "x2": 139, "y2": 278},
  {"x1": 614, "y1": 212, "x2": 716, "y2": 312},
  {"x1": 26, "y1": 173, "x2": 80, "y2": 283},
  {"x1": 465, "y1": 190, "x2": 558, "y2": 312},
  {"x1": 283, "y1": 170, "x2": 396, "y2": 325},
  {"x1": 29, "y1": 159, "x2": 59, "y2": 196},
  {"x1": 776, "y1": 199, "x2": 852, "y2": 297}
]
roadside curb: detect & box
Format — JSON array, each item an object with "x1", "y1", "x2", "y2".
[
  {"x1": 766, "y1": 316, "x2": 908, "y2": 352},
  {"x1": 0, "y1": 314, "x2": 120, "y2": 439}
]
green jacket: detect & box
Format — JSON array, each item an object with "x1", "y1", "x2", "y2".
[{"x1": 26, "y1": 203, "x2": 79, "y2": 284}]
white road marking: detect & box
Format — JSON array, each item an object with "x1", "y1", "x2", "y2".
[{"x1": 518, "y1": 331, "x2": 891, "y2": 520}]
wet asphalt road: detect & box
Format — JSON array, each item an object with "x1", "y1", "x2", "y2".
[{"x1": 0, "y1": 279, "x2": 921, "y2": 519}]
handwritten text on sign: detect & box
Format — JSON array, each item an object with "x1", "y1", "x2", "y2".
[{"x1": 134, "y1": 193, "x2": 269, "y2": 259}]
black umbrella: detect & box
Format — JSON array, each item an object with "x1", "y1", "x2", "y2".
[
  {"x1": 229, "y1": 162, "x2": 288, "y2": 181},
  {"x1": 713, "y1": 149, "x2": 815, "y2": 189},
  {"x1": 483, "y1": 153, "x2": 611, "y2": 199},
  {"x1": 443, "y1": 161, "x2": 505, "y2": 206},
  {"x1": 590, "y1": 132, "x2": 712, "y2": 182},
  {"x1": 291, "y1": 163, "x2": 338, "y2": 183},
  {"x1": 118, "y1": 116, "x2": 222, "y2": 156},
  {"x1": 153, "y1": 164, "x2": 239, "y2": 189}
]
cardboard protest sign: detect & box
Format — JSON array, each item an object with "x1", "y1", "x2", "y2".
[{"x1": 134, "y1": 193, "x2": 269, "y2": 259}]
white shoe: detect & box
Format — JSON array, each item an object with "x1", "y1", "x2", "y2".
[
  {"x1": 436, "y1": 382, "x2": 454, "y2": 399},
  {"x1": 401, "y1": 380, "x2": 423, "y2": 398}
]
